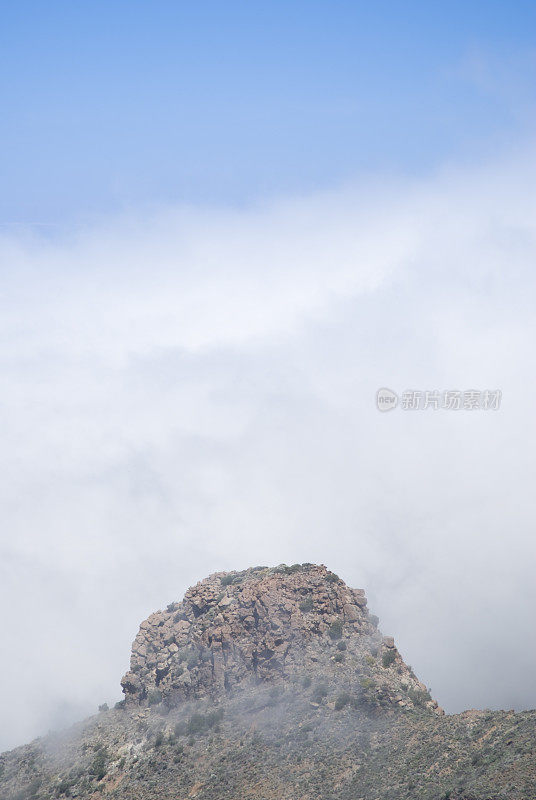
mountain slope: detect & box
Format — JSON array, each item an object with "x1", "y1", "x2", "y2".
[{"x1": 1, "y1": 564, "x2": 535, "y2": 800}]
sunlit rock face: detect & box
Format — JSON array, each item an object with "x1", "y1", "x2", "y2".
[{"x1": 121, "y1": 563, "x2": 442, "y2": 714}]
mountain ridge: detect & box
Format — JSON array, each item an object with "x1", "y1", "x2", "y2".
[{"x1": 1, "y1": 563, "x2": 535, "y2": 800}]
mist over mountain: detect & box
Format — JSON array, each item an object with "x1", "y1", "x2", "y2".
[
  {"x1": 3, "y1": 3, "x2": 536, "y2": 797},
  {"x1": 2, "y1": 153, "x2": 536, "y2": 754},
  {"x1": 1, "y1": 564, "x2": 535, "y2": 800}
]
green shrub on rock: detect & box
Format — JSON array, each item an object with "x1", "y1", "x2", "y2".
[
  {"x1": 147, "y1": 689, "x2": 162, "y2": 706},
  {"x1": 334, "y1": 692, "x2": 351, "y2": 710},
  {"x1": 187, "y1": 708, "x2": 224, "y2": 735},
  {"x1": 90, "y1": 746, "x2": 109, "y2": 782},
  {"x1": 328, "y1": 620, "x2": 343, "y2": 639},
  {"x1": 312, "y1": 683, "x2": 329, "y2": 703},
  {"x1": 408, "y1": 687, "x2": 432, "y2": 707},
  {"x1": 382, "y1": 650, "x2": 396, "y2": 668},
  {"x1": 56, "y1": 780, "x2": 72, "y2": 797},
  {"x1": 334, "y1": 652, "x2": 344, "y2": 663}
]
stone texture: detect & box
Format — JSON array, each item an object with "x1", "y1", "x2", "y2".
[{"x1": 121, "y1": 563, "x2": 442, "y2": 715}]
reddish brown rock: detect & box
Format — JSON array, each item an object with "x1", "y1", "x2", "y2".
[{"x1": 120, "y1": 563, "x2": 443, "y2": 715}]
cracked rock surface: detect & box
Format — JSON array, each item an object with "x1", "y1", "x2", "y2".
[{"x1": 121, "y1": 563, "x2": 441, "y2": 715}]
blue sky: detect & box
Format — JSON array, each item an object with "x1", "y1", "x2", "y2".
[{"x1": 1, "y1": 1, "x2": 535, "y2": 224}]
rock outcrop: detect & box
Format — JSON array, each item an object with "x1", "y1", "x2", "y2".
[
  {"x1": 4, "y1": 562, "x2": 536, "y2": 800},
  {"x1": 121, "y1": 563, "x2": 442, "y2": 714}
]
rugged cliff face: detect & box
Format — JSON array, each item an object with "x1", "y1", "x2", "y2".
[
  {"x1": 1, "y1": 564, "x2": 535, "y2": 800},
  {"x1": 121, "y1": 563, "x2": 441, "y2": 714}
]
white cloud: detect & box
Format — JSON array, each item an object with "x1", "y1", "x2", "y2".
[{"x1": 1, "y1": 150, "x2": 535, "y2": 750}]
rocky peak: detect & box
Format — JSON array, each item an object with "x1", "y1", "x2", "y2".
[{"x1": 121, "y1": 563, "x2": 442, "y2": 714}]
